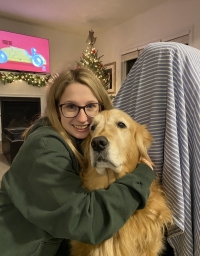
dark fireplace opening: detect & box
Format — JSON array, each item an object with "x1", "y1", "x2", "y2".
[{"x1": 1, "y1": 97, "x2": 41, "y2": 163}]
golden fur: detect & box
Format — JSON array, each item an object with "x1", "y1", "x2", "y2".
[{"x1": 71, "y1": 109, "x2": 173, "y2": 256}]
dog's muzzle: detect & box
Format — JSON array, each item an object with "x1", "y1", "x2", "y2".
[
  {"x1": 91, "y1": 135, "x2": 119, "y2": 173},
  {"x1": 91, "y1": 136, "x2": 109, "y2": 153}
]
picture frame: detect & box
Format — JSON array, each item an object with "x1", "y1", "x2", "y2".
[{"x1": 104, "y1": 62, "x2": 116, "y2": 94}]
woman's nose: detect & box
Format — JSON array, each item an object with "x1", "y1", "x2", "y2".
[{"x1": 75, "y1": 108, "x2": 88, "y2": 122}]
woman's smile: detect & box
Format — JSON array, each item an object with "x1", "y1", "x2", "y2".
[{"x1": 72, "y1": 124, "x2": 90, "y2": 131}]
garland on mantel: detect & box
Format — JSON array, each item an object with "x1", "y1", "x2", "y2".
[{"x1": 0, "y1": 71, "x2": 51, "y2": 87}]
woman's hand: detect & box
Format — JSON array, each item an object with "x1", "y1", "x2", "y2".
[{"x1": 139, "y1": 158, "x2": 154, "y2": 170}]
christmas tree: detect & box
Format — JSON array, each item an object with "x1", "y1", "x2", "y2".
[{"x1": 77, "y1": 30, "x2": 111, "y2": 92}]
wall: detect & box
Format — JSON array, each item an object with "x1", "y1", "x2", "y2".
[{"x1": 97, "y1": 0, "x2": 200, "y2": 92}]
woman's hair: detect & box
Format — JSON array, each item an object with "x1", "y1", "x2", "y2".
[{"x1": 24, "y1": 67, "x2": 113, "y2": 167}]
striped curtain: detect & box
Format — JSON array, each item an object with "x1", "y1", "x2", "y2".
[{"x1": 113, "y1": 42, "x2": 200, "y2": 256}]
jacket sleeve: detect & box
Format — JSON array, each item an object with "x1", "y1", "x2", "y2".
[{"x1": 2, "y1": 131, "x2": 155, "y2": 245}]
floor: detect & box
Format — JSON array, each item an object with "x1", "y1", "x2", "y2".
[{"x1": 0, "y1": 141, "x2": 10, "y2": 184}]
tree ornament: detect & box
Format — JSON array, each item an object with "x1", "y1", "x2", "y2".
[{"x1": 86, "y1": 30, "x2": 97, "y2": 46}]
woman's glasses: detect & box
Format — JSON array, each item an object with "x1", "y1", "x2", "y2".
[{"x1": 58, "y1": 103, "x2": 103, "y2": 118}]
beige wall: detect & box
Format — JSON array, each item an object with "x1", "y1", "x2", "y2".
[{"x1": 97, "y1": 0, "x2": 200, "y2": 92}]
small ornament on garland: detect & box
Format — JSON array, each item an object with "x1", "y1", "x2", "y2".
[{"x1": 0, "y1": 71, "x2": 51, "y2": 87}]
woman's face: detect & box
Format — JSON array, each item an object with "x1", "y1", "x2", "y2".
[{"x1": 59, "y1": 82, "x2": 99, "y2": 139}]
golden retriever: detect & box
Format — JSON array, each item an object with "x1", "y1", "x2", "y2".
[{"x1": 70, "y1": 109, "x2": 173, "y2": 256}]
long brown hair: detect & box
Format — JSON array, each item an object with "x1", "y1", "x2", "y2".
[{"x1": 24, "y1": 67, "x2": 113, "y2": 167}]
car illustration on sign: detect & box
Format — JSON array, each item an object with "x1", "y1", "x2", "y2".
[{"x1": 0, "y1": 46, "x2": 46, "y2": 68}]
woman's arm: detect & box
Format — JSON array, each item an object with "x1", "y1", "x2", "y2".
[{"x1": 3, "y1": 131, "x2": 155, "y2": 245}]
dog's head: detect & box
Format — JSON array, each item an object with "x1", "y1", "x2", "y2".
[{"x1": 84, "y1": 109, "x2": 153, "y2": 176}]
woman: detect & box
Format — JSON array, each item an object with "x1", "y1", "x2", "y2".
[{"x1": 0, "y1": 67, "x2": 155, "y2": 256}]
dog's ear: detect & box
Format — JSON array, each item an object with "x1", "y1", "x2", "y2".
[{"x1": 135, "y1": 123, "x2": 153, "y2": 160}]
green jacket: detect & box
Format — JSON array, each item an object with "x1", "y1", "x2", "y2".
[{"x1": 0, "y1": 119, "x2": 155, "y2": 256}]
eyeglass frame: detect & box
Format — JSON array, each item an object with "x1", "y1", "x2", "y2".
[{"x1": 58, "y1": 102, "x2": 104, "y2": 118}]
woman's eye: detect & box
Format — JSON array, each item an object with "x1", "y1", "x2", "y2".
[
  {"x1": 90, "y1": 124, "x2": 96, "y2": 131},
  {"x1": 86, "y1": 103, "x2": 96, "y2": 109},
  {"x1": 65, "y1": 103, "x2": 76, "y2": 110},
  {"x1": 117, "y1": 122, "x2": 126, "y2": 128}
]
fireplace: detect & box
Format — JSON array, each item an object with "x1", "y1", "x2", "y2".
[{"x1": 1, "y1": 97, "x2": 41, "y2": 163}]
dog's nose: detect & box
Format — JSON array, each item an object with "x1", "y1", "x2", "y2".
[{"x1": 91, "y1": 136, "x2": 108, "y2": 152}]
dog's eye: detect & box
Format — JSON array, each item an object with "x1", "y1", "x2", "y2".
[
  {"x1": 117, "y1": 122, "x2": 126, "y2": 128},
  {"x1": 90, "y1": 124, "x2": 96, "y2": 131}
]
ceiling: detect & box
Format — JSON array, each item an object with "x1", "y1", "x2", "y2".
[{"x1": 0, "y1": 0, "x2": 170, "y2": 36}]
